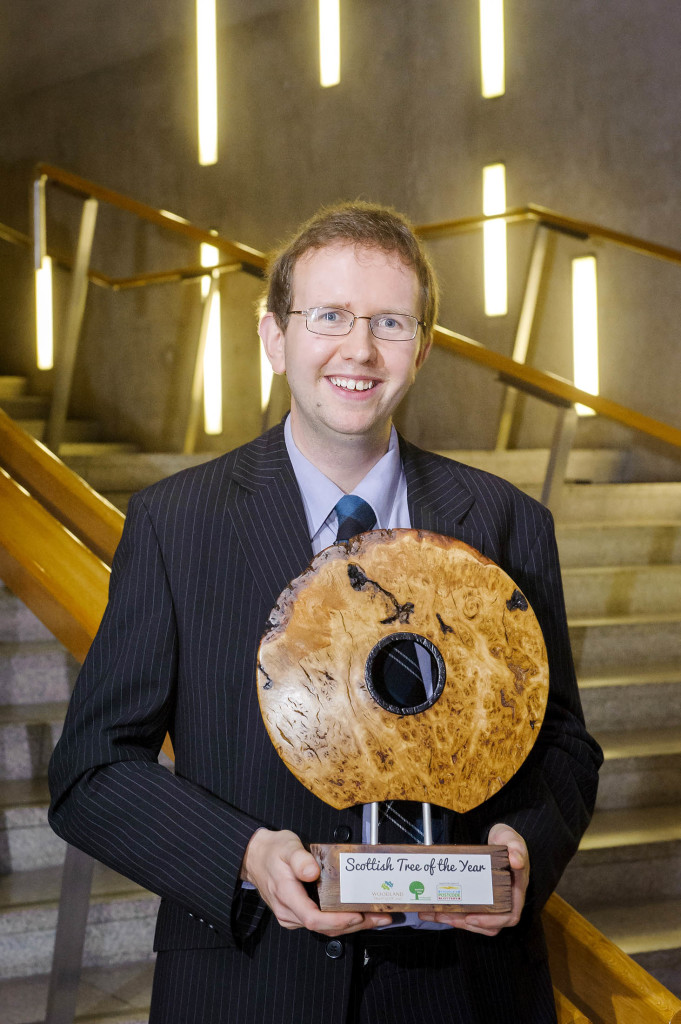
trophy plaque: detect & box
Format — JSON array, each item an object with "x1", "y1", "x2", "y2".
[{"x1": 257, "y1": 529, "x2": 549, "y2": 914}]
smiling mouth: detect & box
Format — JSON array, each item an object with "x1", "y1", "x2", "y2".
[{"x1": 328, "y1": 376, "x2": 377, "y2": 392}]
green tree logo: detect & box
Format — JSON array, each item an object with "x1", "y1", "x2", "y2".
[{"x1": 409, "y1": 880, "x2": 425, "y2": 900}]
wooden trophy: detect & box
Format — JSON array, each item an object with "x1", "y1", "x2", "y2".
[{"x1": 257, "y1": 529, "x2": 549, "y2": 914}]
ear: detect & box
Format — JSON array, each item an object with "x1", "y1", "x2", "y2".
[
  {"x1": 415, "y1": 335, "x2": 432, "y2": 370},
  {"x1": 259, "y1": 311, "x2": 287, "y2": 374}
]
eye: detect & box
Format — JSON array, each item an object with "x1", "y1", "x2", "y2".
[
  {"x1": 375, "y1": 314, "x2": 407, "y2": 332},
  {"x1": 318, "y1": 308, "x2": 343, "y2": 324}
]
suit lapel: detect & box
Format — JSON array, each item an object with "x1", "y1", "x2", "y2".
[
  {"x1": 400, "y1": 435, "x2": 484, "y2": 550},
  {"x1": 226, "y1": 423, "x2": 314, "y2": 611}
]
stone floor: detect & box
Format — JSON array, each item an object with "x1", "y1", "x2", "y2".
[{"x1": 0, "y1": 961, "x2": 153, "y2": 1024}]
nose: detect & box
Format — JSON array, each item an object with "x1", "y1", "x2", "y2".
[{"x1": 338, "y1": 317, "x2": 376, "y2": 362}]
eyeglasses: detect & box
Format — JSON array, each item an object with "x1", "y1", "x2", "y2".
[{"x1": 287, "y1": 306, "x2": 425, "y2": 342}]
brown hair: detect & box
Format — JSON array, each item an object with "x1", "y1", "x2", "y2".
[{"x1": 265, "y1": 201, "x2": 439, "y2": 348}]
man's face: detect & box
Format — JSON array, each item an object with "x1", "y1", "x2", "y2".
[{"x1": 260, "y1": 243, "x2": 430, "y2": 458}]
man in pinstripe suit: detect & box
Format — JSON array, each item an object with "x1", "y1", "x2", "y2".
[{"x1": 49, "y1": 203, "x2": 602, "y2": 1023}]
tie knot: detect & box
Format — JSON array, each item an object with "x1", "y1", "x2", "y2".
[{"x1": 334, "y1": 495, "x2": 376, "y2": 542}]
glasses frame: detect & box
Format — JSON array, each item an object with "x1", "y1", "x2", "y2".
[{"x1": 287, "y1": 306, "x2": 426, "y2": 342}]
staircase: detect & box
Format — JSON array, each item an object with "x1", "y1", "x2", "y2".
[
  {"x1": 0, "y1": 376, "x2": 137, "y2": 456},
  {"x1": 0, "y1": 446, "x2": 680, "y2": 1021}
]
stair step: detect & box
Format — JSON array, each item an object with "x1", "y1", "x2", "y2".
[
  {"x1": 580, "y1": 671, "x2": 681, "y2": 732},
  {"x1": 0, "y1": 862, "x2": 159, "y2": 980},
  {"x1": 440, "y1": 448, "x2": 627, "y2": 486},
  {"x1": 59, "y1": 442, "x2": 140, "y2": 457},
  {"x1": 557, "y1": 482, "x2": 681, "y2": 523},
  {"x1": 594, "y1": 728, "x2": 681, "y2": 810},
  {"x1": 586, "y1": 899, "x2": 681, "y2": 956},
  {"x1": 563, "y1": 564, "x2": 681, "y2": 616},
  {"x1": 556, "y1": 521, "x2": 681, "y2": 567},
  {"x1": 0, "y1": 960, "x2": 153, "y2": 1024},
  {"x1": 17, "y1": 419, "x2": 103, "y2": 443},
  {"x1": 62, "y1": 452, "x2": 216, "y2": 492},
  {"x1": 0, "y1": 642, "x2": 78, "y2": 704},
  {"x1": 0, "y1": 396, "x2": 50, "y2": 419},
  {"x1": 597, "y1": 727, "x2": 681, "y2": 759},
  {"x1": 0, "y1": 584, "x2": 53, "y2": 644},
  {"x1": 0, "y1": 701, "x2": 68, "y2": 782},
  {"x1": 569, "y1": 616, "x2": 681, "y2": 675},
  {"x1": 558, "y1": 837, "x2": 681, "y2": 908},
  {"x1": 0, "y1": 377, "x2": 28, "y2": 399},
  {"x1": 580, "y1": 803, "x2": 681, "y2": 850}
]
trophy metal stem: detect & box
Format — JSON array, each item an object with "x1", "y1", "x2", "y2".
[
  {"x1": 421, "y1": 803, "x2": 433, "y2": 845},
  {"x1": 369, "y1": 802, "x2": 379, "y2": 845}
]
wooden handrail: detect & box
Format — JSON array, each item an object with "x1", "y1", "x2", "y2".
[
  {"x1": 0, "y1": 408, "x2": 123, "y2": 564},
  {"x1": 433, "y1": 324, "x2": 681, "y2": 452},
  {"x1": 9, "y1": 168, "x2": 681, "y2": 454},
  {"x1": 35, "y1": 162, "x2": 266, "y2": 275},
  {"x1": 544, "y1": 894, "x2": 681, "y2": 1024},
  {"x1": 417, "y1": 205, "x2": 681, "y2": 267},
  {"x1": 0, "y1": 469, "x2": 110, "y2": 662}
]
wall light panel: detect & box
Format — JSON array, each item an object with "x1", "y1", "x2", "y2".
[
  {"x1": 483, "y1": 163, "x2": 508, "y2": 316},
  {"x1": 319, "y1": 0, "x2": 341, "y2": 87},
  {"x1": 480, "y1": 0, "x2": 505, "y2": 98},
  {"x1": 35, "y1": 256, "x2": 54, "y2": 371},
  {"x1": 572, "y1": 255, "x2": 599, "y2": 416},
  {"x1": 197, "y1": 0, "x2": 218, "y2": 165}
]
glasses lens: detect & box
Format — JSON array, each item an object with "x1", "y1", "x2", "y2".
[
  {"x1": 370, "y1": 314, "x2": 418, "y2": 341},
  {"x1": 308, "y1": 307, "x2": 353, "y2": 334}
]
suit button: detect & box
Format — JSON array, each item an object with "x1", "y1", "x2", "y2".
[
  {"x1": 325, "y1": 939, "x2": 344, "y2": 960},
  {"x1": 333, "y1": 825, "x2": 351, "y2": 843}
]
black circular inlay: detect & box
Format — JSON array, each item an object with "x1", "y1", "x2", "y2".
[{"x1": 364, "y1": 632, "x2": 446, "y2": 716}]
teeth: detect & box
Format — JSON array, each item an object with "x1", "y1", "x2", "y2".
[{"x1": 330, "y1": 377, "x2": 376, "y2": 391}]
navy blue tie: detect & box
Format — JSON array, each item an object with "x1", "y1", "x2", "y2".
[{"x1": 334, "y1": 495, "x2": 376, "y2": 541}]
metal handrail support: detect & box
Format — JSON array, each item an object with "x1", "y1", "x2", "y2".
[
  {"x1": 44, "y1": 197, "x2": 99, "y2": 454},
  {"x1": 496, "y1": 222, "x2": 551, "y2": 450},
  {"x1": 541, "y1": 406, "x2": 579, "y2": 516},
  {"x1": 44, "y1": 845, "x2": 95, "y2": 1024},
  {"x1": 184, "y1": 273, "x2": 219, "y2": 454}
]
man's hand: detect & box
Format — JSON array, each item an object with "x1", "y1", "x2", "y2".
[
  {"x1": 241, "y1": 828, "x2": 393, "y2": 937},
  {"x1": 418, "y1": 823, "x2": 530, "y2": 936}
]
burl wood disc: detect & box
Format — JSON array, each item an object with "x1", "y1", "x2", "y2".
[{"x1": 257, "y1": 529, "x2": 548, "y2": 813}]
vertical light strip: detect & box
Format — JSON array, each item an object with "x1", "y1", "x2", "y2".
[
  {"x1": 35, "y1": 256, "x2": 54, "y2": 370},
  {"x1": 319, "y1": 0, "x2": 341, "y2": 87},
  {"x1": 201, "y1": 242, "x2": 222, "y2": 434},
  {"x1": 480, "y1": 0, "x2": 505, "y2": 98},
  {"x1": 196, "y1": 0, "x2": 218, "y2": 166},
  {"x1": 260, "y1": 346, "x2": 274, "y2": 412},
  {"x1": 482, "y1": 163, "x2": 508, "y2": 316},
  {"x1": 572, "y1": 255, "x2": 599, "y2": 416}
]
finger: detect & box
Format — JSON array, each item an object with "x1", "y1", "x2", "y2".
[{"x1": 288, "y1": 845, "x2": 321, "y2": 883}]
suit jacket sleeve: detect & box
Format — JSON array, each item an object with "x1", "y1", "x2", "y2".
[{"x1": 48, "y1": 491, "x2": 267, "y2": 944}]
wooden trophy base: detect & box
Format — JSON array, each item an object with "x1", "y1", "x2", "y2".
[{"x1": 311, "y1": 843, "x2": 512, "y2": 914}]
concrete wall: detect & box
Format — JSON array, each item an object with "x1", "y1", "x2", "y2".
[{"x1": 1, "y1": 0, "x2": 680, "y2": 471}]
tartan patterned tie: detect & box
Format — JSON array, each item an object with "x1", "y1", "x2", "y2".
[{"x1": 334, "y1": 495, "x2": 376, "y2": 541}]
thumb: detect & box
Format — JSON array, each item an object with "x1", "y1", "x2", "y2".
[{"x1": 289, "y1": 845, "x2": 321, "y2": 883}]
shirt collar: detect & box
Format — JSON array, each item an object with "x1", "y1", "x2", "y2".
[{"x1": 284, "y1": 417, "x2": 404, "y2": 540}]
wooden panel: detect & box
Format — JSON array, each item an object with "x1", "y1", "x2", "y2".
[
  {"x1": 543, "y1": 894, "x2": 681, "y2": 1024},
  {"x1": 259, "y1": 530, "x2": 548, "y2": 812}
]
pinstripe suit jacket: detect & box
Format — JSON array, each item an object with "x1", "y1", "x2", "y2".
[{"x1": 49, "y1": 422, "x2": 601, "y2": 1023}]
